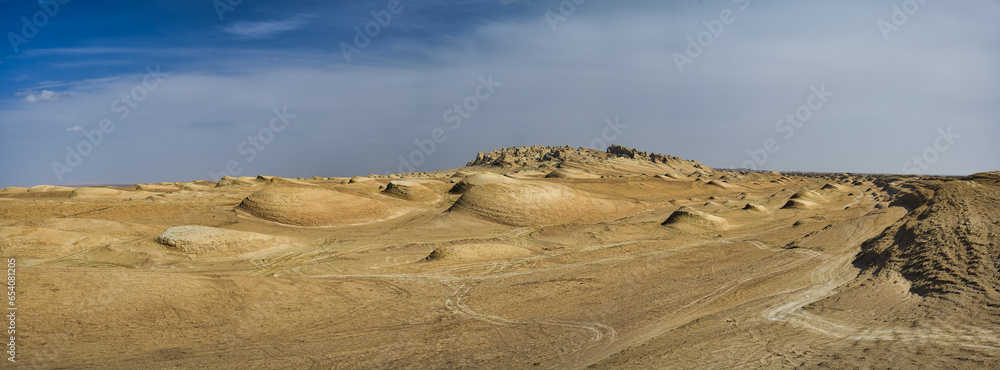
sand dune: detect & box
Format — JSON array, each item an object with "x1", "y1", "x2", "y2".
[
  {"x1": 180, "y1": 183, "x2": 213, "y2": 191},
  {"x1": 661, "y1": 206, "x2": 729, "y2": 230},
  {"x1": 381, "y1": 180, "x2": 439, "y2": 202},
  {"x1": 69, "y1": 187, "x2": 125, "y2": 198},
  {"x1": 449, "y1": 180, "x2": 639, "y2": 226},
  {"x1": 156, "y1": 226, "x2": 284, "y2": 256},
  {"x1": 27, "y1": 185, "x2": 75, "y2": 192},
  {"x1": 706, "y1": 180, "x2": 740, "y2": 190},
  {"x1": 0, "y1": 187, "x2": 28, "y2": 194},
  {"x1": 448, "y1": 172, "x2": 517, "y2": 194},
  {"x1": 425, "y1": 243, "x2": 532, "y2": 262},
  {"x1": 790, "y1": 189, "x2": 826, "y2": 201},
  {"x1": 237, "y1": 187, "x2": 401, "y2": 226},
  {"x1": 821, "y1": 183, "x2": 851, "y2": 192},
  {"x1": 216, "y1": 176, "x2": 266, "y2": 187},
  {"x1": 69, "y1": 187, "x2": 157, "y2": 201},
  {"x1": 135, "y1": 184, "x2": 178, "y2": 192},
  {"x1": 742, "y1": 203, "x2": 768, "y2": 212},
  {"x1": 782, "y1": 198, "x2": 820, "y2": 209},
  {"x1": 0, "y1": 226, "x2": 110, "y2": 259}
]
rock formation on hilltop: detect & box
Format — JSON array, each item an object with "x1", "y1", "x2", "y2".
[
  {"x1": 466, "y1": 145, "x2": 580, "y2": 167},
  {"x1": 465, "y1": 145, "x2": 709, "y2": 177},
  {"x1": 605, "y1": 144, "x2": 682, "y2": 164}
]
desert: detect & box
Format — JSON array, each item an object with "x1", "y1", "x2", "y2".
[{"x1": 2, "y1": 145, "x2": 999, "y2": 368}]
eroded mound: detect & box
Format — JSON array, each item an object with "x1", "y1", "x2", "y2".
[
  {"x1": 425, "y1": 243, "x2": 532, "y2": 262},
  {"x1": 381, "y1": 180, "x2": 439, "y2": 201},
  {"x1": 661, "y1": 206, "x2": 728, "y2": 230},
  {"x1": 448, "y1": 172, "x2": 516, "y2": 194},
  {"x1": 180, "y1": 183, "x2": 213, "y2": 191},
  {"x1": 266, "y1": 176, "x2": 318, "y2": 187},
  {"x1": 135, "y1": 184, "x2": 178, "y2": 192},
  {"x1": 27, "y1": 185, "x2": 75, "y2": 192},
  {"x1": 821, "y1": 183, "x2": 850, "y2": 192},
  {"x1": 0, "y1": 226, "x2": 110, "y2": 259},
  {"x1": 237, "y1": 188, "x2": 398, "y2": 226},
  {"x1": 790, "y1": 189, "x2": 825, "y2": 201},
  {"x1": 216, "y1": 176, "x2": 266, "y2": 188},
  {"x1": 449, "y1": 181, "x2": 638, "y2": 226},
  {"x1": 348, "y1": 176, "x2": 374, "y2": 184},
  {"x1": 742, "y1": 203, "x2": 768, "y2": 212},
  {"x1": 155, "y1": 226, "x2": 280, "y2": 256},
  {"x1": 782, "y1": 199, "x2": 819, "y2": 209},
  {"x1": 0, "y1": 187, "x2": 27, "y2": 194},
  {"x1": 707, "y1": 180, "x2": 740, "y2": 190},
  {"x1": 856, "y1": 179, "x2": 1000, "y2": 309},
  {"x1": 69, "y1": 188, "x2": 153, "y2": 201}
]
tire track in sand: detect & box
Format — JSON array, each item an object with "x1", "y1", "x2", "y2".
[{"x1": 764, "y1": 217, "x2": 1000, "y2": 350}]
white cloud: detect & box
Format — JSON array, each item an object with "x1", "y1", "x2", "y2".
[
  {"x1": 65, "y1": 125, "x2": 83, "y2": 132},
  {"x1": 16, "y1": 89, "x2": 68, "y2": 103},
  {"x1": 1, "y1": 2, "x2": 997, "y2": 187},
  {"x1": 223, "y1": 16, "x2": 310, "y2": 39}
]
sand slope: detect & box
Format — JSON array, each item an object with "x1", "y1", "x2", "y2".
[
  {"x1": 156, "y1": 226, "x2": 283, "y2": 256},
  {"x1": 425, "y1": 243, "x2": 532, "y2": 262},
  {"x1": 237, "y1": 187, "x2": 401, "y2": 226},
  {"x1": 449, "y1": 180, "x2": 640, "y2": 226},
  {"x1": 661, "y1": 206, "x2": 729, "y2": 230},
  {"x1": 381, "y1": 180, "x2": 439, "y2": 202}
]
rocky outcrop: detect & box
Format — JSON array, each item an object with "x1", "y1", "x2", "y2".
[{"x1": 466, "y1": 145, "x2": 707, "y2": 172}]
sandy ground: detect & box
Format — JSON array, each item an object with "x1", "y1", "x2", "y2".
[{"x1": 1, "y1": 146, "x2": 997, "y2": 369}]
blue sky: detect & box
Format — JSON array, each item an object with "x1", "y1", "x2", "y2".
[{"x1": 0, "y1": 0, "x2": 997, "y2": 187}]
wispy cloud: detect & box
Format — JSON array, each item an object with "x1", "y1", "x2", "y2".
[
  {"x1": 66, "y1": 125, "x2": 83, "y2": 132},
  {"x1": 16, "y1": 89, "x2": 68, "y2": 103},
  {"x1": 223, "y1": 16, "x2": 310, "y2": 39},
  {"x1": 0, "y1": 1, "x2": 997, "y2": 188}
]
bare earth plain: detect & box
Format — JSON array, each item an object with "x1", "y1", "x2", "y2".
[{"x1": 2, "y1": 145, "x2": 999, "y2": 369}]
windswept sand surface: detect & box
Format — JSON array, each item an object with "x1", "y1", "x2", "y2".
[{"x1": 2, "y1": 146, "x2": 998, "y2": 368}]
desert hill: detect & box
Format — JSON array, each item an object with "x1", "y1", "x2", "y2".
[
  {"x1": 465, "y1": 144, "x2": 711, "y2": 178},
  {"x1": 853, "y1": 172, "x2": 1000, "y2": 314},
  {"x1": 1, "y1": 145, "x2": 998, "y2": 368}
]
